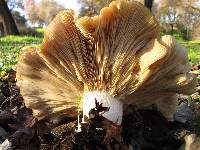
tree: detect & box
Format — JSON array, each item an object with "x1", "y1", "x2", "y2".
[
  {"x1": 24, "y1": 0, "x2": 64, "y2": 26},
  {"x1": 191, "y1": 22, "x2": 200, "y2": 40},
  {"x1": 4, "y1": 0, "x2": 27, "y2": 28},
  {"x1": 156, "y1": 0, "x2": 183, "y2": 35},
  {"x1": 24, "y1": 0, "x2": 44, "y2": 25},
  {"x1": 78, "y1": 0, "x2": 155, "y2": 17},
  {"x1": 178, "y1": 0, "x2": 200, "y2": 39},
  {"x1": 156, "y1": 0, "x2": 200, "y2": 38},
  {"x1": 0, "y1": 22, "x2": 4, "y2": 36},
  {"x1": 12, "y1": 11, "x2": 26, "y2": 27},
  {"x1": 0, "y1": 0, "x2": 19, "y2": 35},
  {"x1": 5, "y1": 0, "x2": 23, "y2": 11},
  {"x1": 78, "y1": 0, "x2": 113, "y2": 17}
]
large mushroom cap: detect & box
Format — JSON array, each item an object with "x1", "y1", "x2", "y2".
[{"x1": 16, "y1": 0, "x2": 197, "y2": 121}]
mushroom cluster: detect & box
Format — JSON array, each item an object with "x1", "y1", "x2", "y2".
[{"x1": 16, "y1": 0, "x2": 197, "y2": 125}]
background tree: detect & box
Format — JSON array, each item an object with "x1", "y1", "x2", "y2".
[
  {"x1": 5, "y1": 0, "x2": 23, "y2": 11},
  {"x1": 24, "y1": 0, "x2": 64, "y2": 26},
  {"x1": 156, "y1": 0, "x2": 200, "y2": 39},
  {"x1": 191, "y1": 23, "x2": 200, "y2": 40},
  {"x1": 0, "y1": 0, "x2": 19, "y2": 35},
  {"x1": 156, "y1": 0, "x2": 183, "y2": 35},
  {"x1": 78, "y1": 0, "x2": 155, "y2": 17},
  {"x1": 5, "y1": 0, "x2": 27, "y2": 27},
  {"x1": 24, "y1": 0, "x2": 44, "y2": 26},
  {"x1": 12, "y1": 11, "x2": 27, "y2": 27},
  {"x1": 78, "y1": 0, "x2": 113, "y2": 17},
  {"x1": 177, "y1": 0, "x2": 200, "y2": 39}
]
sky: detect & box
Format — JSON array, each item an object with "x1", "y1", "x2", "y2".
[
  {"x1": 54, "y1": 0, "x2": 80, "y2": 11},
  {"x1": 13, "y1": 0, "x2": 81, "y2": 25},
  {"x1": 35, "y1": 0, "x2": 80, "y2": 12}
]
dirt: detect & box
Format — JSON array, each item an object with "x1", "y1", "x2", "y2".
[{"x1": 0, "y1": 69, "x2": 199, "y2": 150}]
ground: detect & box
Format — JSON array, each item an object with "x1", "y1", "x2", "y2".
[{"x1": 0, "y1": 69, "x2": 199, "y2": 149}]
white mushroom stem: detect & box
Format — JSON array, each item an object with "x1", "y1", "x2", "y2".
[{"x1": 83, "y1": 91, "x2": 123, "y2": 125}]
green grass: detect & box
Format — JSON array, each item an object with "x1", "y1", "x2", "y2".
[
  {"x1": 161, "y1": 32, "x2": 200, "y2": 64},
  {"x1": 180, "y1": 40, "x2": 200, "y2": 64},
  {"x1": 161, "y1": 32, "x2": 199, "y2": 65},
  {"x1": 161, "y1": 31, "x2": 187, "y2": 42},
  {"x1": 35, "y1": 28, "x2": 45, "y2": 35},
  {"x1": 0, "y1": 35, "x2": 42, "y2": 76}
]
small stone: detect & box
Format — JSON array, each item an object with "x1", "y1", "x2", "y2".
[
  {"x1": 0, "y1": 110, "x2": 13, "y2": 124},
  {"x1": 174, "y1": 102, "x2": 195, "y2": 123},
  {"x1": 0, "y1": 127, "x2": 9, "y2": 140},
  {"x1": 0, "y1": 139, "x2": 12, "y2": 150}
]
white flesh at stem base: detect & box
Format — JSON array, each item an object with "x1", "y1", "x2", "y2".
[{"x1": 82, "y1": 91, "x2": 123, "y2": 125}]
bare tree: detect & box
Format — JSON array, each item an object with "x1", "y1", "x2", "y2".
[
  {"x1": 156, "y1": 0, "x2": 183, "y2": 35},
  {"x1": 24, "y1": 0, "x2": 64, "y2": 26},
  {"x1": 178, "y1": 0, "x2": 200, "y2": 39},
  {"x1": 5, "y1": 0, "x2": 23, "y2": 11},
  {"x1": 156, "y1": 0, "x2": 200, "y2": 38},
  {"x1": 0, "y1": 0, "x2": 19, "y2": 36},
  {"x1": 37, "y1": 0, "x2": 64, "y2": 25}
]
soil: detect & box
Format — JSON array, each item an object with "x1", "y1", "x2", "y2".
[{"x1": 0, "y1": 69, "x2": 199, "y2": 150}]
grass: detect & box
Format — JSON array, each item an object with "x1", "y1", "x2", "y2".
[
  {"x1": 0, "y1": 35, "x2": 42, "y2": 76},
  {"x1": 161, "y1": 31, "x2": 200, "y2": 65},
  {"x1": 35, "y1": 28, "x2": 45, "y2": 35},
  {"x1": 180, "y1": 40, "x2": 200, "y2": 64}
]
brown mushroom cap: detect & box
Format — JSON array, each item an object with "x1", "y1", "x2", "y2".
[{"x1": 16, "y1": 1, "x2": 197, "y2": 120}]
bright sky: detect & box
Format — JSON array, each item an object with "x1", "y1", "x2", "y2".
[
  {"x1": 56, "y1": 0, "x2": 80, "y2": 11},
  {"x1": 14, "y1": 0, "x2": 80, "y2": 23},
  {"x1": 35, "y1": 0, "x2": 80, "y2": 12}
]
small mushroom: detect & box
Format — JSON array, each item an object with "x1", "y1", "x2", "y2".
[{"x1": 16, "y1": 1, "x2": 197, "y2": 125}]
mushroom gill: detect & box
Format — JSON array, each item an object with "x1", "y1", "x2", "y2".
[{"x1": 16, "y1": 1, "x2": 197, "y2": 125}]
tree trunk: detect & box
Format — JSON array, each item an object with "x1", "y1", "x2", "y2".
[
  {"x1": 144, "y1": 0, "x2": 153, "y2": 11},
  {"x1": 0, "y1": 22, "x2": 4, "y2": 36},
  {"x1": 170, "y1": 24, "x2": 174, "y2": 35},
  {"x1": 0, "y1": 0, "x2": 19, "y2": 35},
  {"x1": 186, "y1": 27, "x2": 189, "y2": 40}
]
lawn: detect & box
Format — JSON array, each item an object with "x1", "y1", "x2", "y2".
[
  {"x1": 180, "y1": 40, "x2": 200, "y2": 64},
  {"x1": 0, "y1": 35, "x2": 42, "y2": 76}
]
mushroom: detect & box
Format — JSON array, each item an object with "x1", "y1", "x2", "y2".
[{"x1": 16, "y1": 1, "x2": 197, "y2": 125}]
